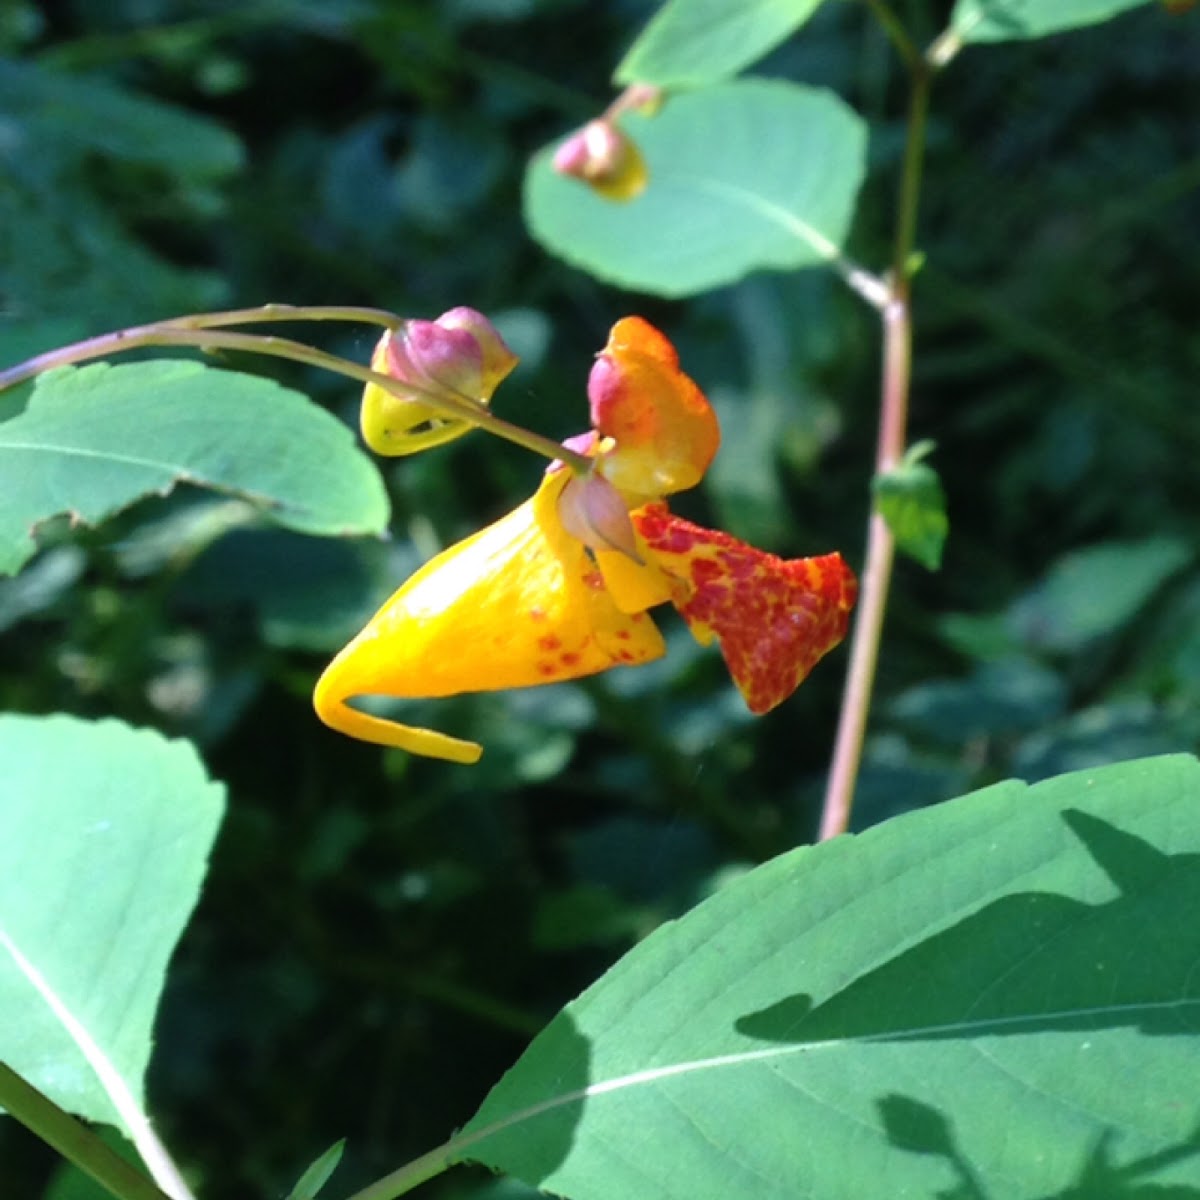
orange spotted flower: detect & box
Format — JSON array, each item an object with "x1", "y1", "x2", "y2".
[{"x1": 314, "y1": 316, "x2": 857, "y2": 764}]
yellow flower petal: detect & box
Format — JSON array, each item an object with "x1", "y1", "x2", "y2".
[
  {"x1": 313, "y1": 470, "x2": 666, "y2": 762},
  {"x1": 593, "y1": 542, "x2": 674, "y2": 614},
  {"x1": 360, "y1": 332, "x2": 479, "y2": 457}
]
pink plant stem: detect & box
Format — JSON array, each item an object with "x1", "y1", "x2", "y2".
[
  {"x1": 818, "y1": 53, "x2": 930, "y2": 840},
  {"x1": 818, "y1": 296, "x2": 910, "y2": 841}
]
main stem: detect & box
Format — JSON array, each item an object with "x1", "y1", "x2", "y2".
[{"x1": 818, "y1": 55, "x2": 932, "y2": 841}]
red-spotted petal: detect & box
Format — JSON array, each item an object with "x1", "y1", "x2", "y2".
[{"x1": 632, "y1": 504, "x2": 857, "y2": 714}]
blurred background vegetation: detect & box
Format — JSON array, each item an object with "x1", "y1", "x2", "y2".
[{"x1": 2, "y1": 0, "x2": 1198, "y2": 1196}]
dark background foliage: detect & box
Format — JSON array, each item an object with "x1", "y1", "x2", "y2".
[{"x1": 2, "y1": 1, "x2": 1198, "y2": 1196}]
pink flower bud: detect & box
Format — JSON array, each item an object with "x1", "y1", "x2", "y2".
[
  {"x1": 435, "y1": 307, "x2": 521, "y2": 397},
  {"x1": 386, "y1": 307, "x2": 518, "y2": 405},
  {"x1": 360, "y1": 308, "x2": 518, "y2": 456},
  {"x1": 552, "y1": 120, "x2": 648, "y2": 203}
]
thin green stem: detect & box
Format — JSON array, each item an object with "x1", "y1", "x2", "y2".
[
  {"x1": 0, "y1": 314, "x2": 592, "y2": 472},
  {"x1": 341, "y1": 1137, "x2": 459, "y2": 1200},
  {"x1": 157, "y1": 303, "x2": 404, "y2": 330},
  {"x1": 861, "y1": 0, "x2": 921, "y2": 69},
  {"x1": 819, "y1": 54, "x2": 933, "y2": 841},
  {"x1": 0, "y1": 1062, "x2": 173, "y2": 1200},
  {"x1": 891, "y1": 68, "x2": 932, "y2": 293}
]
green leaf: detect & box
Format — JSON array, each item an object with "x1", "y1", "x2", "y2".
[
  {"x1": 0, "y1": 715, "x2": 225, "y2": 1133},
  {"x1": 0, "y1": 60, "x2": 237, "y2": 322},
  {"x1": 0, "y1": 360, "x2": 390, "y2": 575},
  {"x1": 890, "y1": 656, "x2": 1067, "y2": 744},
  {"x1": 872, "y1": 442, "x2": 948, "y2": 570},
  {"x1": 0, "y1": 59, "x2": 242, "y2": 177},
  {"x1": 457, "y1": 755, "x2": 1200, "y2": 1197},
  {"x1": 615, "y1": 0, "x2": 825, "y2": 88},
  {"x1": 1007, "y1": 535, "x2": 1192, "y2": 653},
  {"x1": 524, "y1": 80, "x2": 866, "y2": 298},
  {"x1": 950, "y1": 0, "x2": 1154, "y2": 43},
  {"x1": 285, "y1": 1139, "x2": 346, "y2": 1200},
  {"x1": 177, "y1": 528, "x2": 401, "y2": 652}
]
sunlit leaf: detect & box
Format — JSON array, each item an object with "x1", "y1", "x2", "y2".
[
  {"x1": 525, "y1": 80, "x2": 866, "y2": 297},
  {"x1": 0, "y1": 361, "x2": 390, "y2": 575},
  {"x1": 0, "y1": 715, "x2": 225, "y2": 1132},
  {"x1": 615, "y1": 0, "x2": 826, "y2": 87},
  {"x1": 872, "y1": 442, "x2": 949, "y2": 570},
  {"x1": 457, "y1": 755, "x2": 1200, "y2": 1198},
  {"x1": 951, "y1": 0, "x2": 1154, "y2": 42}
]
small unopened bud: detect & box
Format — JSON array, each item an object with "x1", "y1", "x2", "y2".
[
  {"x1": 552, "y1": 119, "x2": 648, "y2": 203},
  {"x1": 361, "y1": 308, "x2": 518, "y2": 456},
  {"x1": 386, "y1": 307, "x2": 518, "y2": 404},
  {"x1": 428, "y1": 306, "x2": 521, "y2": 398},
  {"x1": 558, "y1": 469, "x2": 644, "y2": 565}
]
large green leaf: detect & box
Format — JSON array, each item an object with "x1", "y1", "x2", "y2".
[
  {"x1": 951, "y1": 0, "x2": 1154, "y2": 42},
  {"x1": 455, "y1": 755, "x2": 1200, "y2": 1197},
  {"x1": 614, "y1": 0, "x2": 825, "y2": 88},
  {"x1": 0, "y1": 715, "x2": 225, "y2": 1132},
  {"x1": 524, "y1": 80, "x2": 866, "y2": 298},
  {"x1": 0, "y1": 360, "x2": 390, "y2": 575}
]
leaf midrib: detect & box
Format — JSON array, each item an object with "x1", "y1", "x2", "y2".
[{"x1": 455, "y1": 994, "x2": 1200, "y2": 1162}]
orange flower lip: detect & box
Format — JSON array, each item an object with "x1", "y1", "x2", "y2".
[
  {"x1": 630, "y1": 504, "x2": 857, "y2": 715},
  {"x1": 587, "y1": 316, "x2": 720, "y2": 502}
]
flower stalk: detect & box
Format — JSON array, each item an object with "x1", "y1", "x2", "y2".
[{"x1": 0, "y1": 307, "x2": 592, "y2": 473}]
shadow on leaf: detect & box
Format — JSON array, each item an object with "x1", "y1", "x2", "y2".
[
  {"x1": 737, "y1": 810, "x2": 1200, "y2": 1045},
  {"x1": 879, "y1": 1092, "x2": 1200, "y2": 1199}
]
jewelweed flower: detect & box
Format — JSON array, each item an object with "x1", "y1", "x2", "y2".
[
  {"x1": 360, "y1": 307, "x2": 518, "y2": 456},
  {"x1": 314, "y1": 316, "x2": 857, "y2": 763}
]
